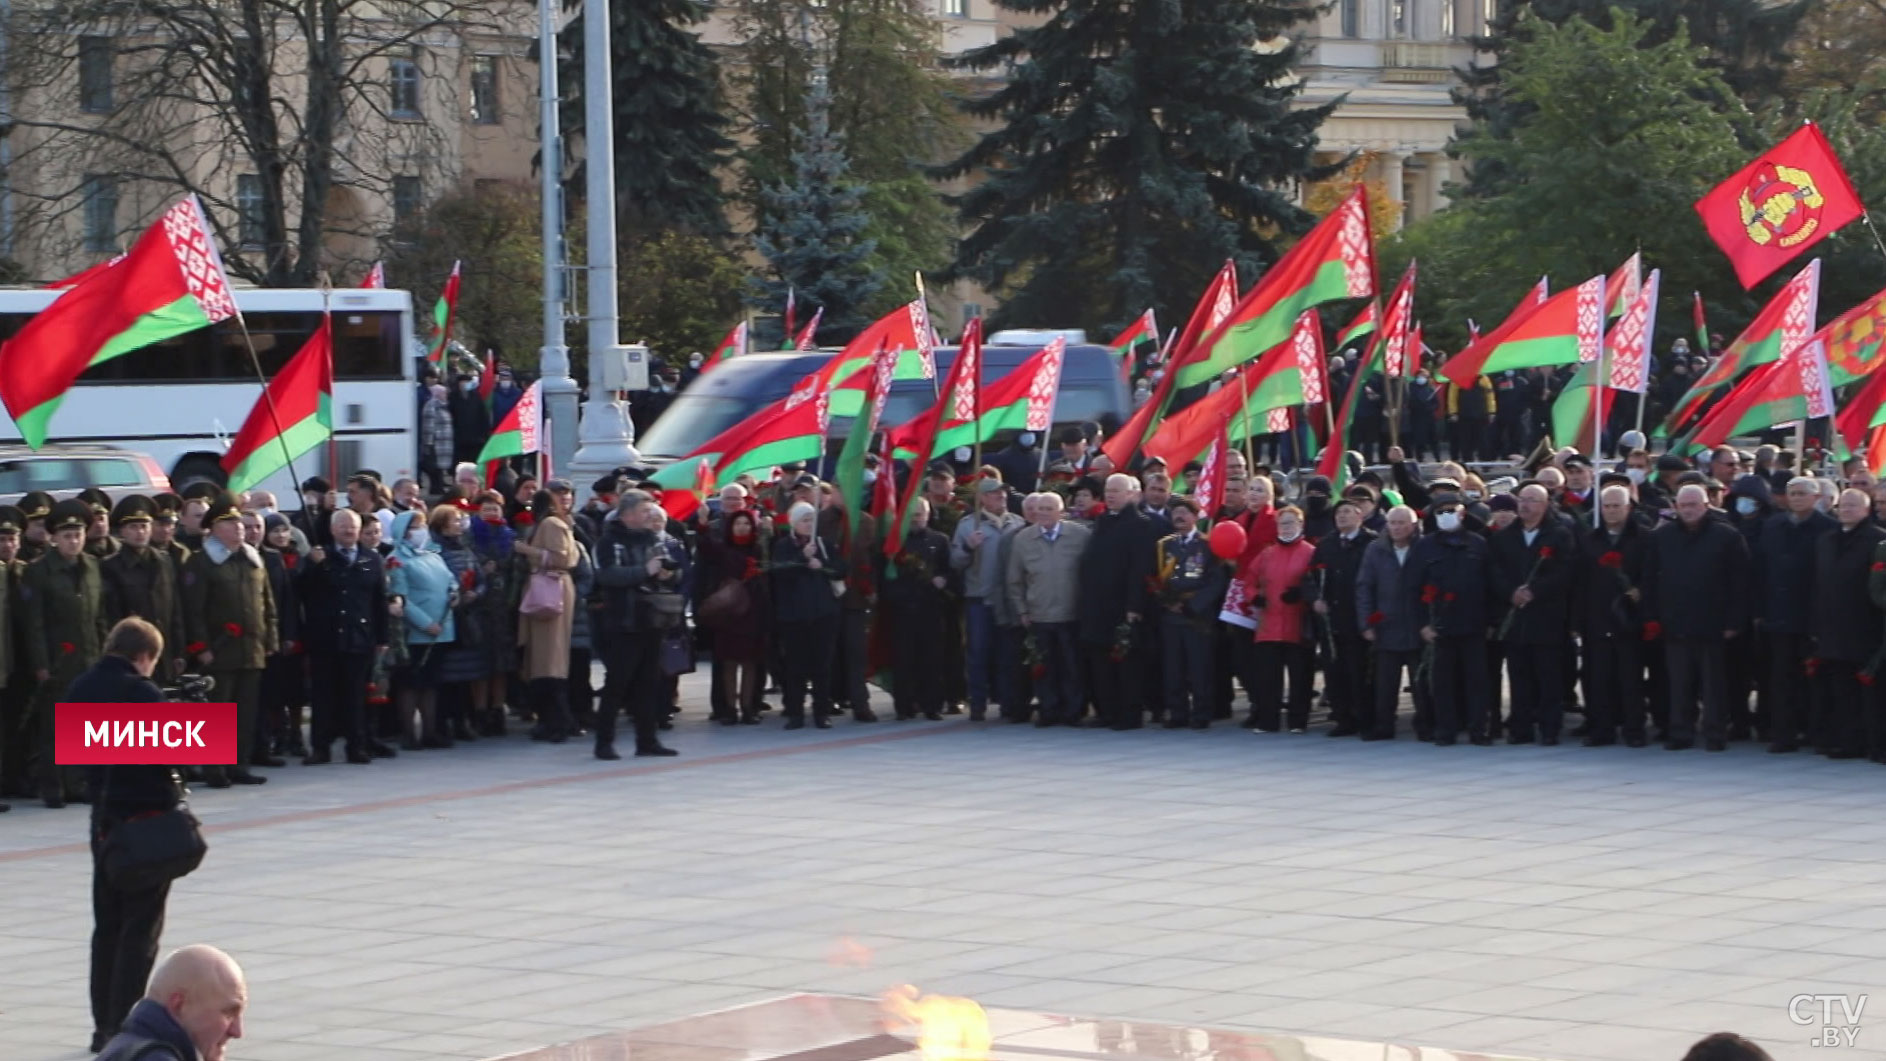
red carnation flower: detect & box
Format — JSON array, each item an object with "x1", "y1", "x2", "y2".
[
  {"x1": 515, "y1": 512, "x2": 535, "y2": 527},
  {"x1": 224, "y1": 622, "x2": 243, "y2": 638},
  {"x1": 1860, "y1": 672, "x2": 1877, "y2": 687},
  {"x1": 1642, "y1": 621, "x2": 1662, "y2": 642},
  {"x1": 385, "y1": 558, "x2": 401, "y2": 570},
  {"x1": 460, "y1": 569, "x2": 476, "y2": 590},
  {"x1": 1874, "y1": 562, "x2": 1885, "y2": 573},
  {"x1": 1367, "y1": 611, "x2": 1386, "y2": 627},
  {"x1": 185, "y1": 641, "x2": 207, "y2": 656},
  {"x1": 1420, "y1": 584, "x2": 1439, "y2": 604},
  {"x1": 1444, "y1": 592, "x2": 1457, "y2": 602},
  {"x1": 1030, "y1": 663, "x2": 1047, "y2": 680},
  {"x1": 1538, "y1": 546, "x2": 1555, "y2": 560},
  {"x1": 1805, "y1": 657, "x2": 1821, "y2": 677},
  {"x1": 60, "y1": 641, "x2": 74, "y2": 654},
  {"x1": 1599, "y1": 551, "x2": 1624, "y2": 569}
]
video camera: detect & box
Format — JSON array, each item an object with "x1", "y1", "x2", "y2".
[{"x1": 163, "y1": 674, "x2": 216, "y2": 703}]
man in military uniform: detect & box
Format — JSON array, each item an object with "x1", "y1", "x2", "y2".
[
  {"x1": 149, "y1": 494, "x2": 190, "y2": 573},
  {"x1": 176, "y1": 482, "x2": 220, "y2": 554},
  {"x1": 18, "y1": 490, "x2": 52, "y2": 562},
  {"x1": 181, "y1": 493, "x2": 278, "y2": 786},
  {"x1": 20, "y1": 500, "x2": 107, "y2": 807},
  {"x1": 0, "y1": 506, "x2": 19, "y2": 812},
  {"x1": 78, "y1": 487, "x2": 119, "y2": 560},
  {"x1": 101, "y1": 496, "x2": 187, "y2": 685}
]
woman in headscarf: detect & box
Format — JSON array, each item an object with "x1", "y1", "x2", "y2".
[
  {"x1": 512, "y1": 487, "x2": 576, "y2": 741},
  {"x1": 469, "y1": 489, "x2": 518, "y2": 735},
  {"x1": 699, "y1": 508, "x2": 770, "y2": 724},
  {"x1": 767, "y1": 502, "x2": 846, "y2": 729},
  {"x1": 388, "y1": 507, "x2": 457, "y2": 749},
  {"x1": 432, "y1": 504, "x2": 489, "y2": 744}
]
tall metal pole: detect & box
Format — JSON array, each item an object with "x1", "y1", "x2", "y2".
[
  {"x1": 570, "y1": 0, "x2": 641, "y2": 476},
  {"x1": 537, "y1": 0, "x2": 578, "y2": 476}
]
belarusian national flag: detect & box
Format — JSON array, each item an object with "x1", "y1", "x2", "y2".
[
  {"x1": 794, "y1": 307, "x2": 823, "y2": 352},
  {"x1": 1318, "y1": 325, "x2": 1389, "y2": 489},
  {"x1": 1817, "y1": 284, "x2": 1886, "y2": 386},
  {"x1": 1835, "y1": 356, "x2": 1886, "y2": 453},
  {"x1": 1234, "y1": 310, "x2": 1329, "y2": 439},
  {"x1": 362, "y1": 261, "x2": 385, "y2": 289},
  {"x1": 1693, "y1": 291, "x2": 1710, "y2": 355},
  {"x1": 833, "y1": 339, "x2": 900, "y2": 543},
  {"x1": 475, "y1": 379, "x2": 542, "y2": 464},
  {"x1": 1193, "y1": 429, "x2": 1228, "y2": 519},
  {"x1": 650, "y1": 365, "x2": 843, "y2": 490},
  {"x1": 884, "y1": 327, "x2": 994, "y2": 556},
  {"x1": 47, "y1": 254, "x2": 125, "y2": 290},
  {"x1": 1100, "y1": 261, "x2": 1240, "y2": 466},
  {"x1": 1380, "y1": 262, "x2": 1417, "y2": 377},
  {"x1": 1689, "y1": 337, "x2": 1835, "y2": 449},
  {"x1": 478, "y1": 350, "x2": 497, "y2": 411},
  {"x1": 1552, "y1": 269, "x2": 1663, "y2": 452},
  {"x1": 1143, "y1": 361, "x2": 1262, "y2": 467},
  {"x1": 426, "y1": 261, "x2": 462, "y2": 365},
  {"x1": 659, "y1": 455, "x2": 716, "y2": 522},
  {"x1": 221, "y1": 315, "x2": 334, "y2": 493},
  {"x1": 822, "y1": 300, "x2": 937, "y2": 417},
  {"x1": 1663, "y1": 259, "x2": 1820, "y2": 436},
  {"x1": 1606, "y1": 252, "x2": 1641, "y2": 319},
  {"x1": 1175, "y1": 188, "x2": 1374, "y2": 389},
  {"x1": 0, "y1": 195, "x2": 239, "y2": 449},
  {"x1": 1109, "y1": 309, "x2": 1158, "y2": 382},
  {"x1": 703, "y1": 321, "x2": 748, "y2": 375},
  {"x1": 783, "y1": 286, "x2": 797, "y2": 347},
  {"x1": 893, "y1": 331, "x2": 1068, "y2": 460},
  {"x1": 1334, "y1": 301, "x2": 1377, "y2": 351},
  {"x1": 1439, "y1": 274, "x2": 1605, "y2": 384}
]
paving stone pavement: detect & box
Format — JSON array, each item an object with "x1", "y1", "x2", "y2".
[{"x1": 3, "y1": 670, "x2": 1883, "y2": 1061}]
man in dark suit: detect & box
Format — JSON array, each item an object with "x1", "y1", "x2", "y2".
[
  {"x1": 1490, "y1": 483, "x2": 1577, "y2": 744},
  {"x1": 296, "y1": 508, "x2": 389, "y2": 764}
]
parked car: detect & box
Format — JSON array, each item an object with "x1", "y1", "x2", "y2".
[{"x1": 0, "y1": 444, "x2": 173, "y2": 508}]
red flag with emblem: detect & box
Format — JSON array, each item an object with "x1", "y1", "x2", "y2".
[
  {"x1": 1695, "y1": 122, "x2": 1864, "y2": 289},
  {"x1": 1194, "y1": 430, "x2": 1228, "y2": 518}
]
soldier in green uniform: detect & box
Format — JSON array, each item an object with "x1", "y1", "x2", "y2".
[
  {"x1": 78, "y1": 487, "x2": 119, "y2": 561},
  {"x1": 181, "y1": 492, "x2": 277, "y2": 786},
  {"x1": 150, "y1": 493, "x2": 190, "y2": 573},
  {"x1": 19, "y1": 500, "x2": 106, "y2": 807},
  {"x1": 101, "y1": 496, "x2": 187, "y2": 685},
  {"x1": 176, "y1": 481, "x2": 220, "y2": 554},
  {"x1": 0, "y1": 506, "x2": 19, "y2": 812},
  {"x1": 17, "y1": 490, "x2": 52, "y2": 563}
]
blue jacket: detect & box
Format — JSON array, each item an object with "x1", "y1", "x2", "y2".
[
  {"x1": 96, "y1": 998, "x2": 195, "y2": 1061},
  {"x1": 1753, "y1": 508, "x2": 1835, "y2": 634},
  {"x1": 1408, "y1": 528, "x2": 1495, "y2": 637},
  {"x1": 1354, "y1": 534, "x2": 1422, "y2": 652},
  {"x1": 388, "y1": 511, "x2": 455, "y2": 645}
]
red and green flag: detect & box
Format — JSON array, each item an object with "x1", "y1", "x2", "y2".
[
  {"x1": 221, "y1": 314, "x2": 335, "y2": 493},
  {"x1": 884, "y1": 327, "x2": 995, "y2": 556},
  {"x1": 1334, "y1": 300, "x2": 1378, "y2": 352},
  {"x1": 833, "y1": 339, "x2": 901, "y2": 543},
  {"x1": 426, "y1": 260, "x2": 461, "y2": 365},
  {"x1": 1606, "y1": 252, "x2": 1642, "y2": 319},
  {"x1": 476, "y1": 379, "x2": 542, "y2": 465},
  {"x1": 1319, "y1": 329, "x2": 1389, "y2": 490},
  {"x1": 1835, "y1": 356, "x2": 1886, "y2": 453},
  {"x1": 1816, "y1": 284, "x2": 1886, "y2": 386},
  {"x1": 702, "y1": 321, "x2": 748, "y2": 375},
  {"x1": 1663, "y1": 259, "x2": 1820, "y2": 437},
  {"x1": 0, "y1": 195, "x2": 239, "y2": 449},
  {"x1": 793, "y1": 307, "x2": 823, "y2": 352},
  {"x1": 1553, "y1": 269, "x2": 1661, "y2": 451},
  {"x1": 1143, "y1": 361, "x2": 1262, "y2": 468},
  {"x1": 1101, "y1": 260, "x2": 1240, "y2": 466},
  {"x1": 650, "y1": 361, "x2": 845, "y2": 491},
  {"x1": 47, "y1": 253, "x2": 125, "y2": 290},
  {"x1": 1379, "y1": 262, "x2": 1417, "y2": 377},
  {"x1": 658, "y1": 454, "x2": 716, "y2": 523},
  {"x1": 478, "y1": 349, "x2": 497, "y2": 411},
  {"x1": 1439, "y1": 274, "x2": 1606, "y2": 384},
  {"x1": 1110, "y1": 309, "x2": 1158, "y2": 383},
  {"x1": 823, "y1": 300, "x2": 938, "y2": 417},
  {"x1": 1175, "y1": 188, "x2": 1375, "y2": 389},
  {"x1": 1193, "y1": 429, "x2": 1229, "y2": 519},
  {"x1": 1689, "y1": 337, "x2": 1835, "y2": 449},
  {"x1": 1693, "y1": 291, "x2": 1710, "y2": 356},
  {"x1": 891, "y1": 330, "x2": 1068, "y2": 460},
  {"x1": 1146, "y1": 312, "x2": 1326, "y2": 465}
]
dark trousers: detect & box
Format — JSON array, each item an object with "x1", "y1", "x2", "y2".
[
  {"x1": 1083, "y1": 637, "x2": 1141, "y2": 729},
  {"x1": 1766, "y1": 631, "x2": 1811, "y2": 747},
  {"x1": 997, "y1": 624, "x2": 1030, "y2": 721},
  {"x1": 1813, "y1": 660, "x2": 1871, "y2": 755},
  {"x1": 964, "y1": 601, "x2": 1014, "y2": 718},
  {"x1": 308, "y1": 650, "x2": 373, "y2": 754},
  {"x1": 1505, "y1": 642, "x2": 1564, "y2": 741},
  {"x1": 1253, "y1": 641, "x2": 1312, "y2": 730},
  {"x1": 1431, "y1": 635, "x2": 1490, "y2": 739},
  {"x1": 1584, "y1": 634, "x2": 1645, "y2": 741},
  {"x1": 257, "y1": 653, "x2": 305, "y2": 754},
  {"x1": 1326, "y1": 634, "x2": 1372, "y2": 731},
  {"x1": 598, "y1": 629, "x2": 663, "y2": 752},
  {"x1": 1029, "y1": 622, "x2": 1083, "y2": 724},
  {"x1": 1665, "y1": 637, "x2": 1727, "y2": 743},
  {"x1": 1160, "y1": 618, "x2": 1214, "y2": 725},
  {"x1": 1372, "y1": 646, "x2": 1428, "y2": 737},
  {"x1": 0, "y1": 680, "x2": 31, "y2": 796},
  {"x1": 832, "y1": 609, "x2": 872, "y2": 715},
  {"x1": 90, "y1": 832, "x2": 169, "y2": 1039},
  {"x1": 941, "y1": 597, "x2": 967, "y2": 709},
  {"x1": 568, "y1": 646, "x2": 595, "y2": 726},
  {"x1": 208, "y1": 669, "x2": 262, "y2": 773},
  {"x1": 890, "y1": 601, "x2": 945, "y2": 718},
  {"x1": 1213, "y1": 622, "x2": 1253, "y2": 719},
  {"x1": 776, "y1": 619, "x2": 837, "y2": 721}
]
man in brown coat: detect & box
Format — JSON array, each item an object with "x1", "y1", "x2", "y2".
[{"x1": 181, "y1": 493, "x2": 278, "y2": 786}]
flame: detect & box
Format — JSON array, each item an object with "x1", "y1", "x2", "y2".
[{"x1": 881, "y1": 984, "x2": 992, "y2": 1061}]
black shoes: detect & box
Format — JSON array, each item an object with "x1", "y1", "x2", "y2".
[
  {"x1": 1469, "y1": 735, "x2": 1494, "y2": 746},
  {"x1": 1360, "y1": 731, "x2": 1394, "y2": 741},
  {"x1": 345, "y1": 749, "x2": 373, "y2": 765},
  {"x1": 229, "y1": 771, "x2": 267, "y2": 785},
  {"x1": 595, "y1": 747, "x2": 622, "y2": 761},
  {"x1": 1163, "y1": 719, "x2": 1188, "y2": 729},
  {"x1": 1705, "y1": 739, "x2": 1727, "y2": 752},
  {"x1": 1190, "y1": 719, "x2": 1211, "y2": 730},
  {"x1": 1434, "y1": 736, "x2": 1457, "y2": 746},
  {"x1": 784, "y1": 718, "x2": 805, "y2": 730},
  {"x1": 1625, "y1": 735, "x2": 1648, "y2": 748},
  {"x1": 1582, "y1": 735, "x2": 1616, "y2": 747},
  {"x1": 1768, "y1": 742, "x2": 1798, "y2": 753},
  {"x1": 1540, "y1": 736, "x2": 1560, "y2": 747},
  {"x1": 368, "y1": 741, "x2": 398, "y2": 758},
  {"x1": 1326, "y1": 725, "x2": 1359, "y2": 738},
  {"x1": 854, "y1": 709, "x2": 879, "y2": 722},
  {"x1": 1664, "y1": 738, "x2": 1694, "y2": 751},
  {"x1": 635, "y1": 745, "x2": 679, "y2": 757},
  {"x1": 253, "y1": 754, "x2": 287, "y2": 768}
]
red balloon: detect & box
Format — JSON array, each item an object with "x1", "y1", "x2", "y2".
[{"x1": 1208, "y1": 521, "x2": 1246, "y2": 560}]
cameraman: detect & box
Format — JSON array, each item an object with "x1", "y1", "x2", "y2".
[
  {"x1": 592, "y1": 490, "x2": 687, "y2": 760},
  {"x1": 71, "y1": 617, "x2": 180, "y2": 1053}
]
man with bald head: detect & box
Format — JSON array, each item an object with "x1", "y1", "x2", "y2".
[
  {"x1": 95, "y1": 944, "x2": 246, "y2": 1061},
  {"x1": 1582, "y1": 484, "x2": 1652, "y2": 746},
  {"x1": 1754, "y1": 476, "x2": 1837, "y2": 752},
  {"x1": 1810, "y1": 488, "x2": 1886, "y2": 758},
  {"x1": 1490, "y1": 482, "x2": 1576, "y2": 744},
  {"x1": 1644, "y1": 483, "x2": 1750, "y2": 750},
  {"x1": 297, "y1": 508, "x2": 390, "y2": 764},
  {"x1": 1077, "y1": 473, "x2": 1159, "y2": 729}
]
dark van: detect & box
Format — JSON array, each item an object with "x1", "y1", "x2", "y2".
[{"x1": 637, "y1": 342, "x2": 1129, "y2": 465}]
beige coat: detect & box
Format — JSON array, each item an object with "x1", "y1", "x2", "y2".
[{"x1": 515, "y1": 515, "x2": 576, "y2": 679}]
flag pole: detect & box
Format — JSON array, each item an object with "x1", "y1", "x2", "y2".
[
  {"x1": 1861, "y1": 213, "x2": 1886, "y2": 267},
  {"x1": 322, "y1": 280, "x2": 338, "y2": 484},
  {"x1": 231, "y1": 295, "x2": 304, "y2": 499}
]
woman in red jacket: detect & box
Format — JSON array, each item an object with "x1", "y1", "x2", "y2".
[{"x1": 1246, "y1": 505, "x2": 1316, "y2": 732}]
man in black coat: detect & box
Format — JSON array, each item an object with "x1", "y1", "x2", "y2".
[
  {"x1": 296, "y1": 509, "x2": 389, "y2": 764},
  {"x1": 1581, "y1": 485, "x2": 1652, "y2": 746},
  {"x1": 1077, "y1": 474, "x2": 1159, "y2": 730},
  {"x1": 1644, "y1": 484, "x2": 1749, "y2": 750},
  {"x1": 1409, "y1": 496, "x2": 1496, "y2": 745},
  {"x1": 72, "y1": 617, "x2": 175, "y2": 1051},
  {"x1": 1810, "y1": 488, "x2": 1886, "y2": 758},
  {"x1": 1306, "y1": 499, "x2": 1375, "y2": 737},
  {"x1": 882, "y1": 498, "x2": 954, "y2": 721},
  {"x1": 592, "y1": 491, "x2": 688, "y2": 758},
  {"x1": 1490, "y1": 483, "x2": 1577, "y2": 744},
  {"x1": 1754, "y1": 476, "x2": 1836, "y2": 752}
]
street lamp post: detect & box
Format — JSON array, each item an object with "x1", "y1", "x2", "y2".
[{"x1": 536, "y1": 0, "x2": 578, "y2": 475}]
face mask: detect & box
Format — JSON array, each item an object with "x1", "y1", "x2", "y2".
[
  {"x1": 1465, "y1": 491, "x2": 1482, "y2": 501},
  {"x1": 1304, "y1": 496, "x2": 1329, "y2": 515},
  {"x1": 406, "y1": 528, "x2": 430, "y2": 549},
  {"x1": 863, "y1": 470, "x2": 878, "y2": 486},
  {"x1": 461, "y1": 381, "x2": 477, "y2": 393},
  {"x1": 1277, "y1": 529, "x2": 1301, "y2": 544},
  {"x1": 1436, "y1": 511, "x2": 1462, "y2": 532},
  {"x1": 732, "y1": 527, "x2": 754, "y2": 544},
  {"x1": 1735, "y1": 497, "x2": 1759, "y2": 515},
  {"x1": 1416, "y1": 375, "x2": 1429, "y2": 384},
  {"x1": 257, "y1": 506, "x2": 275, "y2": 518},
  {"x1": 1625, "y1": 467, "x2": 1647, "y2": 484}
]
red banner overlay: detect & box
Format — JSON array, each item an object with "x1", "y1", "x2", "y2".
[{"x1": 55, "y1": 703, "x2": 239, "y2": 765}]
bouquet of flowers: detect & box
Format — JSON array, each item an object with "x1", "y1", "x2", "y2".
[
  {"x1": 1598, "y1": 549, "x2": 1640, "y2": 628},
  {"x1": 1022, "y1": 631, "x2": 1046, "y2": 680},
  {"x1": 1109, "y1": 621, "x2": 1135, "y2": 663},
  {"x1": 1496, "y1": 545, "x2": 1553, "y2": 640}
]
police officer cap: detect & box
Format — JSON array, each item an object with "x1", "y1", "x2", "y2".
[
  {"x1": 0, "y1": 505, "x2": 24, "y2": 535},
  {"x1": 111, "y1": 494, "x2": 157, "y2": 526},
  {"x1": 1654, "y1": 453, "x2": 1691, "y2": 473},
  {"x1": 180, "y1": 480, "x2": 222, "y2": 502},
  {"x1": 17, "y1": 491, "x2": 52, "y2": 521},
  {"x1": 47, "y1": 498, "x2": 91, "y2": 533},
  {"x1": 1562, "y1": 453, "x2": 1593, "y2": 470},
  {"x1": 152, "y1": 493, "x2": 182, "y2": 520},
  {"x1": 77, "y1": 487, "x2": 112, "y2": 514},
  {"x1": 202, "y1": 491, "x2": 243, "y2": 525},
  {"x1": 590, "y1": 474, "x2": 622, "y2": 497},
  {"x1": 792, "y1": 473, "x2": 820, "y2": 490}
]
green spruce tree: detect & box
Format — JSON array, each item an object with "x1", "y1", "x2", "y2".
[
  {"x1": 935, "y1": 0, "x2": 1336, "y2": 329},
  {"x1": 748, "y1": 78, "x2": 885, "y2": 346},
  {"x1": 558, "y1": 0, "x2": 734, "y2": 236}
]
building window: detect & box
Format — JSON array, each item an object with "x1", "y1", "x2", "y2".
[
  {"x1": 1481, "y1": 0, "x2": 1496, "y2": 31},
  {"x1": 390, "y1": 52, "x2": 422, "y2": 118},
  {"x1": 1391, "y1": 0, "x2": 1408, "y2": 36},
  {"x1": 470, "y1": 55, "x2": 500, "y2": 124},
  {"x1": 1341, "y1": 0, "x2": 1359, "y2": 37},
  {"x1": 1441, "y1": 0, "x2": 1455, "y2": 36},
  {"x1": 81, "y1": 174, "x2": 117, "y2": 253},
  {"x1": 942, "y1": 0, "x2": 967, "y2": 16},
  {"x1": 237, "y1": 174, "x2": 266, "y2": 247},
  {"x1": 393, "y1": 176, "x2": 423, "y2": 227},
  {"x1": 79, "y1": 36, "x2": 112, "y2": 113}
]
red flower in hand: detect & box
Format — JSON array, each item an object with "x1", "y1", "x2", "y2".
[
  {"x1": 224, "y1": 622, "x2": 243, "y2": 638},
  {"x1": 460, "y1": 569, "x2": 476, "y2": 590},
  {"x1": 1030, "y1": 663, "x2": 1047, "y2": 680},
  {"x1": 1538, "y1": 546, "x2": 1555, "y2": 560},
  {"x1": 1642, "y1": 621, "x2": 1663, "y2": 642},
  {"x1": 1805, "y1": 656, "x2": 1821, "y2": 677},
  {"x1": 1444, "y1": 592, "x2": 1458, "y2": 602},
  {"x1": 1873, "y1": 562, "x2": 1885, "y2": 573},
  {"x1": 60, "y1": 641, "x2": 74, "y2": 655},
  {"x1": 1860, "y1": 671, "x2": 1877, "y2": 687},
  {"x1": 1420, "y1": 584, "x2": 1439, "y2": 604},
  {"x1": 385, "y1": 558, "x2": 402, "y2": 570},
  {"x1": 1366, "y1": 611, "x2": 1386, "y2": 627},
  {"x1": 1599, "y1": 551, "x2": 1624, "y2": 569}
]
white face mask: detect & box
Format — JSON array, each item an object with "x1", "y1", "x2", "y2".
[
  {"x1": 1625, "y1": 467, "x2": 1647, "y2": 485},
  {"x1": 1735, "y1": 497, "x2": 1759, "y2": 515},
  {"x1": 1277, "y1": 529, "x2": 1301, "y2": 544},
  {"x1": 863, "y1": 470, "x2": 878, "y2": 486},
  {"x1": 1436, "y1": 511, "x2": 1462, "y2": 532},
  {"x1": 406, "y1": 528, "x2": 430, "y2": 549}
]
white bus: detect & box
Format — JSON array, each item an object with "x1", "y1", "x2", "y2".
[{"x1": 0, "y1": 287, "x2": 422, "y2": 502}]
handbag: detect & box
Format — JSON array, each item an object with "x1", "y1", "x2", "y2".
[
  {"x1": 519, "y1": 553, "x2": 565, "y2": 618},
  {"x1": 99, "y1": 769, "x2": 207, "y2": 892},
  {"x1": 660, "y1": 630, "x2": 697, "y2": 676},
  {"x1": 698, "y1": 579, "x2": 751, "y2": 629}
]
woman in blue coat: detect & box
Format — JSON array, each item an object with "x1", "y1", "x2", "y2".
[{"x1": 389, "y1": 508, "x2": 457, "y2": 749}]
